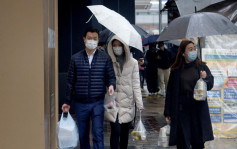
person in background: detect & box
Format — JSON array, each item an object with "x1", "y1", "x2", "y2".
[
  {"x1": 139, "y1": 47, "x2": 146, "y2": 90},
  {"x1": 164, "y1": 40, "x2": 214, "y2": 149},
  {"x1": 145, "y1": 42, "x2": 159, "y2": 95},
  {"x1": 157, "y1": 41, "x2": 172, "y2": 97},
  {"x1": 62, "y1": 27, "x2": 116, "y2": 149},
  {"x1": 98, "y1": 42, "x2": 107, "y2": 53},
  {"x1": 106, "y1": 35, "x2": 144, "y2": 149},
  {"x1": 130, "y1": 47, "x2": 145, "y2": 87}
]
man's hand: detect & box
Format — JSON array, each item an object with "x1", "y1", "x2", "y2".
[
  {"x1": 62, "y1": 104, "x2": 70, "y2": 112},
  {"x1": 108, "y1": 85, "x2": 114, "y2": 95},
  {"x1": 165, "y1": 116, "x2": 171, "y2": 123}
]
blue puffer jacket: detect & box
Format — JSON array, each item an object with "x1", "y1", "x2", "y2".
[{"x1": 65, "y1": 49, "x2": 116, "y2": 104}]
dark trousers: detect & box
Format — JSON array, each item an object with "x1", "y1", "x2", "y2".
[
  {"x1": 176, "y1": 128, "x2": 204, "y2": 149},
  {"x1": 139, "y1": 70, "x2": 145, "y2": 88},
  {"x1": 176, "y1": 96, "x2": 204, "y2": 149},
  {"x1": 75, "y1": 100, "x2": 104, "y2": 149},
  {"x1": 146, "y1": 66, "x2": 158, "y2": 93},
  {"x1": 110, "y1": 116, "x2": 131, "y2": 149}
]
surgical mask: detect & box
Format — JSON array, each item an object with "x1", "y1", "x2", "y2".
[
  {"x1": 113, "y1": 46, "x2": 123, "y2": 56},
  {"x1": 188, "y1": 51, "x2": 197, "y2": 62},
  {"x1": 85, "y1": 40, "x2": 98, "y2": 50}
]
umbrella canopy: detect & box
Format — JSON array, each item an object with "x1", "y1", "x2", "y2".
[
  {"x1": 199, "y1": 0, "x2": 237, "y2": 23},
  {"x1": 132, "y1": 24, "x2": 149, "y2": 37},
  {"x1": 158, "y1": 12, "x2": 237, "y2": 41},
  {"x1": 99, "y1": 29, "x2": 113, "y2": 43},
  {"x1": 87, "y1": 5, "x2": 142, "y2": 51},
  {"x1": 99, "y1": 24, "x2": 148, "y2": 43},
  {"x1": 165, "y1": 38, "x2": 198, "y2": 46},
  {"x1": 142, "y1": 35, "x2": 159, "y2": 46},
  {"x1": 175, "y1": 0, "x2": 224, "y2": 16}
]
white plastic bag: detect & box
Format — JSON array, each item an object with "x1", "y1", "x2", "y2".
[
  {"x1": 194, "y1": 78, "x2": 207, "y2": 101},
  {"x1": 104, "y1": 93, "x2": 117, "y2": 113},
  {"x1": 158, "y1": 124, "x2": 170, "y2": 147},
  {"x1": 131, "y1": 112, "x2": 147, "y2": 141},
  {"x1": 57, "y1": 112, "x2": 79, "y2": 149}
]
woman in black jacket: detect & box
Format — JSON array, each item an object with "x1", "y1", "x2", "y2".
[{"x1": 164, "y1": 40, "x2": 214, "y2": 149}]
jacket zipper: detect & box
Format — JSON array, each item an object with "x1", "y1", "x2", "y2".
[{"x1": 88, "y1": 64, "x2": 91, "y2": 100}]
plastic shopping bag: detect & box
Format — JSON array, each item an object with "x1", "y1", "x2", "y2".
[
  {"x1": 194, "y1": 78, "x2": 207, "y2": 101},
  {"x1": 57, "y1": 112, "x2": 79, "y2": 149},
  {"x1": 104, "y1": 93, "x2": 117, "y2": 113},
  {"x1": 158, "y1": 124, "x2": 170, "y2": 147},
  {"x1": 131, "y1": 112, "x2": 147, "y2": 141}
]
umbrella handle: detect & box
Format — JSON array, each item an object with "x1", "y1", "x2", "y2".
[
  {"x1": 86, "y1": 14, "x2": 94, "y2": 23},
  {"x1": 198, "y1": 37, "x2": 203, "y2": 71}
]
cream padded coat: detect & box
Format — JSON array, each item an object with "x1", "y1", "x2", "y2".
[{"x1": 105, "y1": 35, "x2": 144, "y2": 123}]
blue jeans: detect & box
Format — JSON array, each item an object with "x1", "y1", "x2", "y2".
[{"x1": 75, "y1": 100, "x2": 104, "y2": 149}]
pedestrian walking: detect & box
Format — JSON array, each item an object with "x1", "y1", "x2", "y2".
[
  {"x1": 157, "y1": 41, "x2": 172, "y2": 97},
  {"x1": 164, "y1": 40, "x2": 214, "y2": 149},
  {"x1": 146, "y1": 43, "x2": 159, "y2": 95},
  {"x1": 139, "y1": 47, "x2": 146, "y2": 90},
  {"x1": 106, "y1": 35, "x2": 144, "y2": 149},
  {"x1": 61, "y1": 27, "x2": 116, "y2": 149},
  {"x1": 130, "y1": 47, "x2": 145, "y2": 89}
]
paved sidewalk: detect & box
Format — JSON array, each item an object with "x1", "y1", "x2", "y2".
[{"x1": 74, "y1": 87, "x2": 237, "y2": 149}]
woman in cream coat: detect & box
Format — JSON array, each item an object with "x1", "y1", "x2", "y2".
[{"x1": 106, "y1": 35, "x2": 144, "y2": 149}]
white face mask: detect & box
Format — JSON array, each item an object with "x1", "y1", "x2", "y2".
[
  {"x1": 85, "y1": 40, "x2": 98, "y2": 50},
  {"x1": 113, "y1": 46, "x2": 123, "y2": 56}
]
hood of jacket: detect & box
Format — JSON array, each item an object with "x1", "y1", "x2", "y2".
[{"x1": 107, "y1": 35, "x2": 131, "y2": 63}]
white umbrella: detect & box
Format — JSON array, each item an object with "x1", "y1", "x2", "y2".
[{"x1": 87, "y1": 5, "x2": 142, "y2": 51}]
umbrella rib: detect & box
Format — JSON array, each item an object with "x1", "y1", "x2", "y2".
[
  {"x1": 86, "y1": 14, "x2": 94, "y2": 23},
  {"x1": 186, "y1": 15, "x2": 195, "y2": 38}
]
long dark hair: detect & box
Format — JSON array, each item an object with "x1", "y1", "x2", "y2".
[{"x1": 171, "y1": 40, "x2": 205, "y2": 70}]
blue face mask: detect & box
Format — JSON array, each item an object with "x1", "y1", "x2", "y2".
[{"x1": 188, "y1": 51, "x2": 197, "y2": 62}]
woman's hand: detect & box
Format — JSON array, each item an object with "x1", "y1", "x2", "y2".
[
  {"x1": 165, "y1": 116, "x2": 171, "y2": 123},
  {"x1": 62, "y1": 104, "x2": 70, "y2": 112},
  {"x1": 200, "y1": 71, "x2": 207, "y2": 79},
  {"x1": 108, "y1": 85, "x2": 114, "y2": 95}
]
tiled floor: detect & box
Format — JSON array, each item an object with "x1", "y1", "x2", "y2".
[{"x1": 73, "y1": 87, "x2": 237, "y2": 149}]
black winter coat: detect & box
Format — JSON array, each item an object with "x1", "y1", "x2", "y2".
[
  {"x1": 157, "y1": 49, "x2": 172, "y2": 69},
  {"x1": 65, "y1": 49, "x2": 116, "y2": 104},
  {"x1": 164, "y1": 63, "x2": 214, "y2": 146}
]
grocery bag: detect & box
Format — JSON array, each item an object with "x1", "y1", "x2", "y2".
[
  {"x1": 57, "y1": 112, "x2": 79, "y2": 149},
  {"x1": 193, "y1": 78, "x2": 207, "y2": 101},
  {"x1": 158, "y1": 124, "x2": 170, "y2": 147},
  {"x1": 104, "y1": 93, "x2": 117, "y2": 113},
  {"x1": 131, "y1": 112, "x2": 147, "y2": 141}
]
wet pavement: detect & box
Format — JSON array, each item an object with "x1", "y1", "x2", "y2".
[{"x1": 72, "y1": 86, "x2": 237, "y2": 149}]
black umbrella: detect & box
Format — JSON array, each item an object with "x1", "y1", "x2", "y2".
[
  {"x1": 157, "y1": 12, "x2": 237, "y2": 62},
  {"x1": 175, "y1": 0, "x2": 224, "y2": 16},
  {"x1": 142, "y1": 35, "x2": 159, "y2": 46},
  {"x1": 131, "y1": 24, "x2": 149, "y2": 37},
  {"x1": 99, "y1": 29, "x2": 113, "y2": 43},
  {"x1": 199, "y1": 0, "x2": 237, "y2": 23}
]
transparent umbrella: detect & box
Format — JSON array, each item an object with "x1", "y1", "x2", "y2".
[{"x1": 157, "y1": 12, "x2": 237, "y2": 61}]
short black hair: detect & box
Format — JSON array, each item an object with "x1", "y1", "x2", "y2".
[
  {"x1": 83, "y1": 27, "x2": 99, "y2": 37},
  {"x1": 158, "y1": 41, "x2": 164, "y2": 48},
  {"x1": 98, "y1": 42, "x2": 106, "y2": 46}
]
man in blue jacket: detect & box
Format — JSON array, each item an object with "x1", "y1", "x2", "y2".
[{"x1": 62, "y1": 27, "x2": 116, "y2": 149}]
